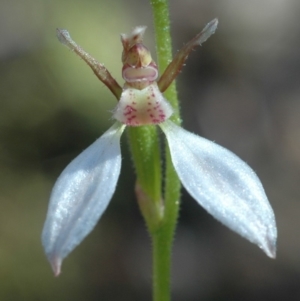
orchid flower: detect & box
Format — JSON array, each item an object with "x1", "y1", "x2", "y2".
[{"x1": 42, "y1": 19, "x2": 277, "y2": 276}]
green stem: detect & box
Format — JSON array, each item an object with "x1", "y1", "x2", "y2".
[
  {"x1": 150, "y1": 0, "x2": 180, "y2": 124},
  {"x1": 127, "y1": 1, "x2": 181, "y2": 300},
  {"x1": 150, "y1": 1, "x2": 181, "y2": 301},
  {"x1": 153, "y1": 229, "x2": 173, "y2": 301}
]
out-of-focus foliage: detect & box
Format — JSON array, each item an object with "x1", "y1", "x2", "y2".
[{"x1": 1, "y1": 0, "x2": 300, "y2": 300}]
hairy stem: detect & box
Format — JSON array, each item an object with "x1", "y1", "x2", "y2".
[{"x1": 150, "y1": 1, "x2": 181, "y2": 301}]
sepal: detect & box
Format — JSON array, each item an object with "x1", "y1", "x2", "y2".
[
  {"x1": 42, "y1": 122, "x2": 125, "y2": 275},
  {"x1": 160, "y1": 120, "x2": 277, "y2": 258}
]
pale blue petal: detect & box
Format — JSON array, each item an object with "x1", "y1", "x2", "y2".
[
  {"x1": 42, "y1": 122, "x2": 125, "y2": 275},
  {"x1": 160, "y1": 120, "x2": 277, "y2": 258}
]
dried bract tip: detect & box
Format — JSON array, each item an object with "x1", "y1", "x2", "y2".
[
  {"x1": 261, "y1": 226, "x2": 277, "y2": 258},
  {"x1": 195, "y1": 18, "x2": 218, "y2": 45},
  {"x1": 56, "y1": 28, "x2": 72, "y2": 46},
  {"x1": 121, "y1": 26, "x2": 147, "y2": 50},
  {"x1": 49, "y1": 255, "x2": 62, "y2": 277}
]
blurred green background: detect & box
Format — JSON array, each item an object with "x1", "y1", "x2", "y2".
[{"x1": 1, "y1": 0, "x2": 300, "y2": 300}]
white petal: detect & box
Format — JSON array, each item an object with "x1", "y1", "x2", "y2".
[
  {"x1": 42, "y1": 122, "x2": 125, "y2": 275},
  {"x1": 160, "y1": 120, "x2": 277, "y2": 257}
]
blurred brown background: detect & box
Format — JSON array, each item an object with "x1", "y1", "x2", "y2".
[{"x1": 1, "y1": 0, "x2": 300, "y2": 300}]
